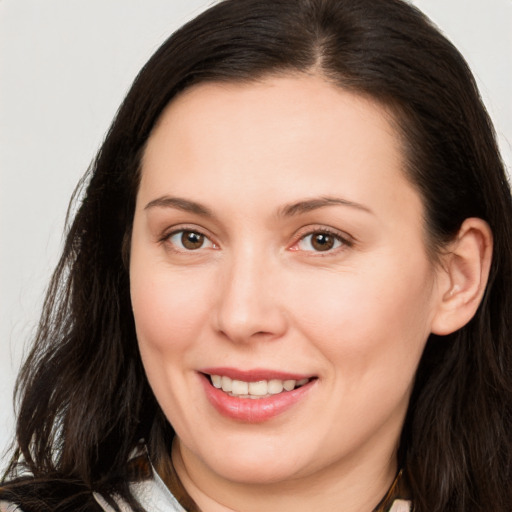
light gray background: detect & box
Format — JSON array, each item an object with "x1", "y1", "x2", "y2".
[{"x1": 1, "y1": 0, "x2": 511, "y2": 466}]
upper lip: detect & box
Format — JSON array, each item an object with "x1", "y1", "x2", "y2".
[{"x1": 199, "y1": 367, "x2": 314, "y2": 382}]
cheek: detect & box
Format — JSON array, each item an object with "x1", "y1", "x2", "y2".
[
  {"x1": 130, "y1": 264, "x2": 213, "y2": 357},
  {"x1": 289, "y1": 255, "x2": 435, "y2": 378},
  {"x1": 129, "y1": 264, "x2": 216, "y2": 430}
]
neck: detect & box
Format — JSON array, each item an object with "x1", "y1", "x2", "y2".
[{"x1": 170, "y1": 438, "x2": 398, "y2": 512}]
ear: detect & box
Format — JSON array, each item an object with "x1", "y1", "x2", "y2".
[{"x1": 431, "y1": 218, "x2": 493, "y2": 336}]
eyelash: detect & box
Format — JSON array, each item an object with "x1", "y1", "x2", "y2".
[
  {"x1": 161, "y1": 226, "x2": 217, "y2": 253},
  {"x1": 160, "y1": 226, "x2": 353, "y2": 254},
  {"x1": 291, "y1": 227, "x2": 353, "y2": 255}
]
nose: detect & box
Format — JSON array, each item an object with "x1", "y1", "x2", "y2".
[{"x1": 213, "y1": 249, "x2": 288, "y2": 344}]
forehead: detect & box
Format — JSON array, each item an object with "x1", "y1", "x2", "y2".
[
  {"x1": 139, "y1": 75, "x2": 420, "y2": 226},
  {"x1": 148, "y1": 75, "x2": 401, "y2": 153}
]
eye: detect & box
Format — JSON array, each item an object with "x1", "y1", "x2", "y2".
[
  {"x1": 167, "y1": 230, "x2": 215, "y2": 251},
  {"x1": 295, "y1": 230, "x2": 347, "y2": 253}
]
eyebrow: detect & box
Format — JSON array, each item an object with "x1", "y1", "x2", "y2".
[
  {"x1": 279, "y1": 196, "x2": 373, "y2": 217},
  {"x1": 144, "y1": 196, "x2": 214, "y2": 217},
  {"x1": 144, "y1": 195, "x2": 372, "y2": 218}
]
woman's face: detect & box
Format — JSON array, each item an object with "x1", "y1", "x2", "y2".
[{"x1": 130, "y1": 76, "x2": 443, "y2": 488}]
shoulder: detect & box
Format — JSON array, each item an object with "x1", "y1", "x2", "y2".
[{"x1": 93, "y1": 471, "x2": 187, "y2": 512}]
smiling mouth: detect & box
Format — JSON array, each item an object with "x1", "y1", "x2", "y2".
[{"x1": 206, "y1": 374, "x2": 314, "y2": 399}]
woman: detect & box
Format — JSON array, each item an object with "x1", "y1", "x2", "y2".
[{"x1": 1, "y1": 0, "x2": 511, "y2": 511}]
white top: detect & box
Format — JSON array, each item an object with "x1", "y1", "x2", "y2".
[
  {"x1": 0, "y1": 470, "x2": 185, "y2": 512},
  {"x1": 93, "y1": 469, "x2": 186, "y2": 512}
]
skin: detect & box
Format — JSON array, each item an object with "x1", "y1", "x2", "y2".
[{"x1": 129, "y1": 75, "x2": 450, "y2": 512}]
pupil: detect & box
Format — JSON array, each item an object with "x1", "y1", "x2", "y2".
[
  {"x1": 312, "y1": 233, "x2": 334, "y2": 251},
  {"x1": 182, "y1": 231, "x2": 204, "y2": 250}
]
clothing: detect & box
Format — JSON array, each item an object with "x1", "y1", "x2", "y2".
[
  {"x1": 93, "y1": 455, "x2": 412, "y2": 512},
  {"x1": 0, "y1": 453, "x2": 412, "y2": 512},
  {"x1": 93, "y1": 470, "x2": 186, "y2": 512},
  {"x1": 92, "y1": 470, "x2": 412, "y2": 511},
  {"x1": 1, "y1": 478, "x2": 411, "y2": 512}
]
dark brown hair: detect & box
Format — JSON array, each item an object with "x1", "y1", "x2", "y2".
[{"x1": 2, "y1": 0, "x2": 511, "y2": 511}]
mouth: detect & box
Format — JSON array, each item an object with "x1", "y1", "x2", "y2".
[
  {"x1": 206, "y1": 374, "x2": 313, "y2": 399},
  {"x1": 198, "y1": 367, "x2": 317, "y2": 422}
]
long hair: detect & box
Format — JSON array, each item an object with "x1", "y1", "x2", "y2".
[{"x1": 2, "y1": 0, "x2": 511, "y2": 511}]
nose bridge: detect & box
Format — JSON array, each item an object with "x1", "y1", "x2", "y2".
[{"x1": 215, "y1": 242, "x2": 286, "y2": 342}]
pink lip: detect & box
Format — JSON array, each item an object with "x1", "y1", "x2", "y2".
[
  {"x1": 198, "y1": 370, "x2": 316, "y2": 423},
  {"x1": 199, "y1": 367, "x2": 311, "y2": 382}
]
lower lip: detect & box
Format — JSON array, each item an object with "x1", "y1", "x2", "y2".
[{"x1": 200, "y1": 374, "x2": 315, "y2": 423}]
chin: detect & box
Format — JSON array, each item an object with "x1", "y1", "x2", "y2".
[
  {"x1": 194, "y1": 438, "x2": 317, "y2": 485},
  {"x1": 209, "y1": 458, "x2": 303, "y2": 485}
]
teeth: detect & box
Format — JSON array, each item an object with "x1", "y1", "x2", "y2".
[
  {"x1": 248, "y1": 380, "x2": 268, "y2": 396},
  {"x1": 231, "y1": 380, "x2": 249, "y2": 395},
  {"x1": 268, "y1": 379, "x2": 284, "y2": 394},
  {"x1": 210, "y1": 375, "x2": 311, "y2": 398},
  {"x1": 211, "y1": 375, "x2": 222, "y2": 388},
  {"x1": 221, "y1": 376, "x2": 232, "y2": 392},
  {"x1": 283, "y1": 379, "x2": 296, "y2": 391}
]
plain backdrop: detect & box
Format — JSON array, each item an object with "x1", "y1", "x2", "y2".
[{"x1": 1, "y1": 0, "x2": 511, "y2": 466}]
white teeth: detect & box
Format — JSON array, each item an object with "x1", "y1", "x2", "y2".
[
  {"x1": 210, "y1": 375, "x2": 311, "y2": 398},
  {"x1": 211, "y1": 375, "x2": 222, "y2": 388},
  {"x1": 221, "y1": 376, "x2": 232, "y2": 392},
  {"x1": 268, "y1": 379, "x2": 284, "y2": 394},
  {"x1": 231, "y1": 380, "x2": 249, "y2": 395},
  {"x1": 248, "y1": 380, "x2": 268, "y2": 396},
  {"x1": 283, "y1": 379, "x2": 296, "y2": 391}
]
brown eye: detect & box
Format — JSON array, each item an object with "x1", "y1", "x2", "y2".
[
  {"x1": 181, "y1": 231, "x2": 205, "y2": 250},
  {"x1": 167, "y1": 229, "x2": 214, "y2": 251},
  {"x1": 311, "y1": 233, "x2": 335, "y2": 251},
  {"x1": 296, "y1": 231, "x2": 344, "y2": 253}
]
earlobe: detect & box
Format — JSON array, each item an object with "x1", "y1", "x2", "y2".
[{"x1": 431, "y1": 218, "x2": 493, "y2": 336}]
